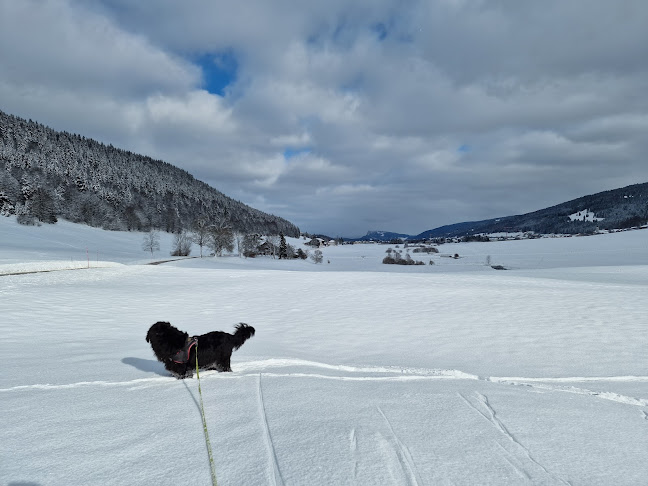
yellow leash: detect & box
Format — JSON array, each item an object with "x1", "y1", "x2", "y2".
[{"x1": 195, "y1": 342, "x2": 218, "y2": 486}]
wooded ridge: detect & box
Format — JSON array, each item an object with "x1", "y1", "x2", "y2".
[{"x1": 0, "y1": 110, "x2": 300, "y2": 237}]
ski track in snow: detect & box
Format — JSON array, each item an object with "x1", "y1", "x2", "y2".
[
  {"x1": 377, "y1": 406, "x2": 423, "y2": 486},
  {"x1": 349, "y1": 428, "x2": 359, "y2": 481},
  {"x1": 488, "y1": 378, "x2": 648, "y2": 408},
  {"x1": 459, "y1": 392, "x2": 571, "y2": 485},
  {"x1": 2, "y1": 358, "x2": 647, "y2": 411},
  {"x1": 257, "y1": 373, "x2": 285, "y2": 486}
]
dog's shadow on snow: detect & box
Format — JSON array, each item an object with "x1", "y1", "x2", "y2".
[
  {"x1": 122, "y1": 357, "x2": 168, "y2": 376},
  {"x1": 121, "y1": 358, "x2": 201, "y2": 414}
]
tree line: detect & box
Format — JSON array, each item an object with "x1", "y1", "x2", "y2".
[
  {"x1": 0, "y1": 110, "x2": 300, "y2": 237},
  {"x1": 144, "y1": 227, "x2": 321, "y2": 263}
]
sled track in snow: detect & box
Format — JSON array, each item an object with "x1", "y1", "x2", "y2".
[
  {"x1": 257, "y1": 373, "x2": 285, "y2": 486},
  {"x1": 377, "y1": 406, "x2": 423, "y2": 486},
  {"x1": 3, "y1": 358, "x2": 648, "y2": 410},
  {"x1": 459, "y1": 392, "x2": 571, "y2": 485}
]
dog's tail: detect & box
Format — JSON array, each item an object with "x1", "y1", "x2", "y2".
[{"x1": 231, "y1": 323, "x2": 255, "y2": 350}]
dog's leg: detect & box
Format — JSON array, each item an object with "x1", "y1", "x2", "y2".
[
  {"x1": 207, "y1": 362, "x2": 231, "y2": 372},
  {"x1": 181, "y1": 362, "x2": 194, "y2": 379},
  {"x1": 167, "y1": 363, "x2": 193, "y2": 379},
  {"x1": 223, "y1": 355, "x2": 232, "y2": 372}
]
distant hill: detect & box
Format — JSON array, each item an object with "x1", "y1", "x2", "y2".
[
  {"x1": 348, "y1": 230, "x2": 411, "y2": 242},
  {"x1": 414, "y1": 182, "x2": 648, "y2": 239},
  {"x1": 0, "y1": 109, "x2": 300, "y2": 236}
]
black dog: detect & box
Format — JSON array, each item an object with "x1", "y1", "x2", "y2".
[{"x1": 146, "y1": 321, "x2": 255, "y2": 379}]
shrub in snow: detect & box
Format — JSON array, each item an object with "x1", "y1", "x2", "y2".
[
  {"x1": 383, "y1": 251, "x2": 425, "y2": 266},
  {"x1": 413, "y1": 246, "x2": 439, "y2": 254},
  {"x1": 170, "y1": 231, "x2": 192, "y2": 256},
  {"x1": 311, "y1": 250, "x2": 324, "y2": 264}
]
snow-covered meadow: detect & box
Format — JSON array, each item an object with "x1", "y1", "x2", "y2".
[{"x1": 1, "y1": 217, "x2": 647, "y2": 485}]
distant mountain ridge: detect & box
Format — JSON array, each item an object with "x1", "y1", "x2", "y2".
[
  {"x1": 350, "y1": 230, "x2": 411, "y2": 242},
  {"x1": 348, "y1": 183, "x2": 648, "y2": 241},
  {"x1": 414, "y1": 182, "x2": 648, "y2": 239},
  {"x1": 0, "y1": 110, "x2": 299, "y2": 236}
]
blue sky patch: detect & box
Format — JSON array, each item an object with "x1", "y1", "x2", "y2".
[
  {"x1": 196, "y1": 51, "x2": 238, "y2": 96},
  {"x1": 284, "y1": 147, "x2": 312, "y2": 160}
]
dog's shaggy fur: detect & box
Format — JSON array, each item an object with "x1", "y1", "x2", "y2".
[{"x1": 146, "y1": 321, "x2": 255, "y2": 379}]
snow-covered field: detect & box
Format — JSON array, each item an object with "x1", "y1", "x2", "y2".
[{"x1": 1, "y1": 217, "x2": 647, "y2": 485}]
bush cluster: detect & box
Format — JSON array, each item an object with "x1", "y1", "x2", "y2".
[
  {"x1": 382, "y1": 253, "x2": 425, "y2": 266},
  {"x1": 412, "y1": 246, "x2": 439, "y2": 254}
]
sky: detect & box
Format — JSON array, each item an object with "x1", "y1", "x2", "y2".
[{"x1": 1, "y1": 1, "x2": 648, "y2": 237}]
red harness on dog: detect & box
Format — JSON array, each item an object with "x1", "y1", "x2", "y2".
[{"x1": 171, "y1": 337, "x2": 198, "y2": 364}]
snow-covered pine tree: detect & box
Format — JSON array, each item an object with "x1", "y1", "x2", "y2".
[{"x1": 279, "y1": 233, "x2": 288, "y2": 259}]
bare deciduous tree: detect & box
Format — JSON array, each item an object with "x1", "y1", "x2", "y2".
[
  {"x1": 142, "y1": 230, "x2": 160, "y2": 258},
  {"x1": 234, "y1": 232, "x2": 245, "y2": 257},
  {"x1": 191, "y1": 217, "x2": 210, "y2": 257},
  {"x1": 266, "y1": 235, "x2": 280, "y2": 259},
  {"x1": 207, "y1": 218, "x2": 234, "y2": 256}
]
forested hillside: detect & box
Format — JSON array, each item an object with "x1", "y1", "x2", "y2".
[
  {"x1": 415, "y1": 182, "x2": 648, "y2": 239},
  {"x1": 0, "y1": 110, "x2": 299, "y2": 236}
]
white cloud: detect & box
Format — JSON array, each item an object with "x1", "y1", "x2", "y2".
[
  {"x1": 0, "y1": 0, "x2": 199, "y2": 98},
  {"x1": 2, "y1": 0, "x2": 648, "y2": 236},
  {"x1": 317, "y1": 184, "x2": 376, "y2": 197},
  {"x1": 270, "y1": 132, "x2": 313, "y2": 148},
  {"x1": 145, "y1": 90, "x2": 235, "y2": 134},
  {"x1": 412, "y1": 150, "x2": 462, "y2": 172}
]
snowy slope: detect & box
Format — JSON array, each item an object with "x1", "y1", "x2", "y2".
[{"x1": 1, "y1": 218, "x2": 647, "y2": 485}]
